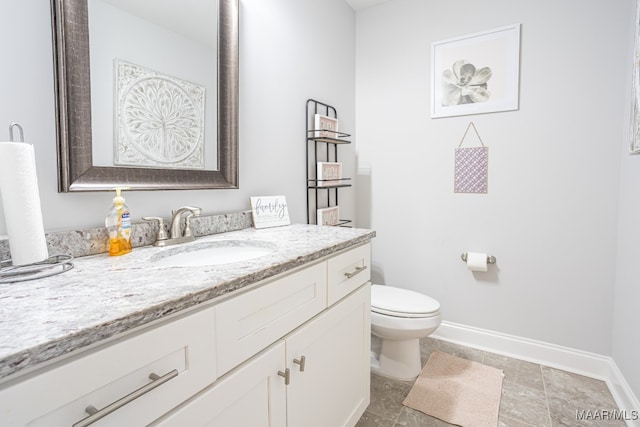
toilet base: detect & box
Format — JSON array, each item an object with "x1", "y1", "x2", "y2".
[{"x1": 370, "y1": 337, "x2": 422, "y2": 381}]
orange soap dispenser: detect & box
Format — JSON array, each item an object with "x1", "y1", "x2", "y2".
[{"x1": 105, "y1": 188, "x2": 132, "y2": 256}]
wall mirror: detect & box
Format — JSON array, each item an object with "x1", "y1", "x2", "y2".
[{"x1": 51, "y1": 0, "x2": 238, "y2": 192}]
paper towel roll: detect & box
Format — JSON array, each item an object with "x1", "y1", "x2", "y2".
[
  {"x1": 466, "y1": 252, "x2": 488, "y2": 272},
  {"x1": 0, "y1": 141, "x2": 49, "y2": 266}
]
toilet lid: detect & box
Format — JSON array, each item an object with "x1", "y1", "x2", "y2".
[{"x1": 371, "y1": 284, "x2": 440, "y2": 318}]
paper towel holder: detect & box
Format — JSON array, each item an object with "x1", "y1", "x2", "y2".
[
  {"x1": 8, "y1": 123, "x2": 24, "y2": 143},
  {"x1": 461, "y1": 253, "x2": 496, "y2": 264}
]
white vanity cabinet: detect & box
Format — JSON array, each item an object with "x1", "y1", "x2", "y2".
[
  {"x1": 0, "y1": 241, "x2": 371, "y2": 427},
  {"x1": 153, "y1": 243, "x2": 371, "y2": 427},
  {"x1": 0, "y1": 306, "x2": 217, "y2": 427}
]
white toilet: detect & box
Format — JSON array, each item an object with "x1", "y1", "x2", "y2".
[{"x1": 370, "y1": 284, "x2": 441, "y2": 380}]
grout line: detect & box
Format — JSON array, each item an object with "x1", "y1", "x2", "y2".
[
  {"x1": 393, "y1": 406, "x2": 403, "y2": 426},
  {"x1": 540, "y1": 365, "x2": 553, "y2": 427}
]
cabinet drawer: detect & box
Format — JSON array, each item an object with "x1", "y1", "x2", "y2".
[
  {"x1": 151, "y1": 342, "x2": 287, "y2": 427},
  {"x1": 327, "y1": 243, "x2": 371, "y2": 306},
  {"x1": 0, "y1": 307, "x2": 216, "y2": 427},
  {"x1": 215, "y1": 262, "x2": 327, "y2": 376}
]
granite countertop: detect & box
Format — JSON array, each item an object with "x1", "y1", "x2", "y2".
[{"x1": 0, "y1": 224, "x2": 375, "y2": 382}]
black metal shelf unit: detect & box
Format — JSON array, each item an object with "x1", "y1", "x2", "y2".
[{"x1": 306, "y1": 99, "x2": 352, "y2": 227}]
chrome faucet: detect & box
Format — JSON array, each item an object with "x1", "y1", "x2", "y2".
[
  {"x1": 143, "y1": 206, "x2": 202, "y2": 247},
  {"x1": 170, "y1": 206, "x2": 202, "y2": 240}
]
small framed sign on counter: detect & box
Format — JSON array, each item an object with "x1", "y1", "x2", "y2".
[{"x1": 250, "y1": 195, "x2": 291, "y2": 229}]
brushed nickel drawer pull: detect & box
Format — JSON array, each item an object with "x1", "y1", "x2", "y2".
[
  {"x1": 344, "y1": 265, "x2": 367, "y2": 279},
  {"x1": 73, "y1": 369, "x2": 179, "y2": 427},
  {"x1": 293, "y1": 355, "x2": 306, "y2": 372},
  {"x1": 278, "y1": 368, "x2": 291, "y2": 385}
]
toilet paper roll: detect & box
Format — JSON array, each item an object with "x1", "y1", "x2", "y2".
[
  {"x1": 466, "y1": 252, "x2": 488, "y2": 272},
  {"x1": 0, "y1": 141, "x2": 49, "y2": 266}
]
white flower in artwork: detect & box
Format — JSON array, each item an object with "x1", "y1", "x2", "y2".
[
  {"x1": 115, "y1": 60, "x2": 205, "y2": 169},
  {"x1": 441, "y1": 60, "x2": 492, "y2": 106}
]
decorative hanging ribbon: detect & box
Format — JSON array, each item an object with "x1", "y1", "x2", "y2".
[{"x1": 454, "y1": 122, "x2": 489, "y2": 194}]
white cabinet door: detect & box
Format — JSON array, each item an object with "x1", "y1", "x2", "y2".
[
  {"x1": 215, "y1": 262, "x2": 327, "y2": 376},
  {"x1": 151, "y1": 341, "x2": 287, "y2": 427},
  {"x1": 285, "y1": 284, "x2": 371, "y2": 427}
]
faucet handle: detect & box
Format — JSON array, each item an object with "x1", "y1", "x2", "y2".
[
  {"x1": 142, "y1": 216, "x2": 169, "y2": 243},
  {"x1": 183, "y1": 213, "x2": 197, "y2": 238},
  {"x1": 183, "y1": 207, "x2": 202, "y2": 238}
]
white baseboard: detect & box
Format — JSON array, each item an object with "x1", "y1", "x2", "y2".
[{"x1": 431, "y1": 321, "x2": 640, "y2": 425}]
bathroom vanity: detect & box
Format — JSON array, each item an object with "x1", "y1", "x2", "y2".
[{"x1": 0, "y1": 224, "x2": 374, "y2": 426}]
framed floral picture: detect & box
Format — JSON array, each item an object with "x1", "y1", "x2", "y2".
[{"x1": 431, "y1": 24, "x2": 521, "y2": 118}]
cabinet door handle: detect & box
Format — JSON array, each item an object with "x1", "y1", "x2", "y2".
[
  {"x1": 277, "y1": 368, "x2": 291, "y2": 385},
  {"x1": 344, "y1": 265, "x2": 367, "y2": 279},
  {"x1": 72, "y1": 369, "x2": 179, "y2": 427},
  {"x1": 293, "y1": 355, "x2": 306, "y2": 372}
]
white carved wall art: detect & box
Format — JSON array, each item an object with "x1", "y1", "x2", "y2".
[{"x1": 114, "y1": 59, "x2": 205, "y2": 169}]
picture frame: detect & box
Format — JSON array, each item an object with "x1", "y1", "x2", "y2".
[
  {"x1": 249, "y1": 195, "x2": 291, "y2": 229},
  {"x1": 314, "y1": 114, "x2": 339, "y2": 138},
  {"x1": 317, "y1": 206, "x2": 340, "y2": 226},
  {"x1": 454, "y1": 146, "x2": 489, "y2": 194},
  {"x1": 316, "y1": 162, "x2": 343, "y2": 187},
  {"x1": 631, "y1": 0, "x2": 640, "y2": 153},
  {"x1": 431, "y1": 24, "x2": 521, "y2": 118}
]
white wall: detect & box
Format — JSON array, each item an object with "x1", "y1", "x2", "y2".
[
  {"x1": 614, "y1": 6, "x2": 640, "y2": 398},
  {"x1": 0, "y1": 0, "x2": 356, "y2": 233},
  {"x1": 355, "y1": 0, "x2": 632, "y2": 358}
]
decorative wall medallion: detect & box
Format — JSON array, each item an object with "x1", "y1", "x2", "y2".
[{"x1": 114, "y1": 59, "x2": 205, "y2": 169}]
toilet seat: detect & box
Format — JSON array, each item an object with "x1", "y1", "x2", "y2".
[{"x1": 371, "y1": 285, "x2": 440, "y2": 318}]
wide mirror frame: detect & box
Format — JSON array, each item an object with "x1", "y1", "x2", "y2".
[{"x1": 51, "y1": 0, "x2": 239, "y2": 192}]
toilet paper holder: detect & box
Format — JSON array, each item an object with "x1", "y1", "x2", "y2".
[{"x1": 460, "y1": 253, "x2": 496, "y2": 264}]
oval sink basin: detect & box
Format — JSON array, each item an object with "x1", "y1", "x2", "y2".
[{"x1": 150, "y1": 240, "x2": 276, "y2": 268}]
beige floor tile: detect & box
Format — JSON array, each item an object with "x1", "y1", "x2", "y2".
[
  {"x1": 355, "y1": 411, "x2": 397, "y2": 427},
  {"x1": 483, "y1": 351, "x2": 545, "y2": 391},
  {"x1": 542, "y1": 366, "x2": 626, "y2": 427},
  {"x1": 499, "y1": 415, "x2": 537, "y2": 427},
  {"x1": 367, "y1": 373, "x2": 414, "y2": 420},
  {"x1": 499, "y1": 380, "x2": 552, "y2": 427},
  {"x1": 395, "y1": 406, "x2": 454, "y2": 426}
]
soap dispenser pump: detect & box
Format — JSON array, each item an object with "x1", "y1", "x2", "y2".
[{"x1": 106, "y1": 188, "x2": 132, "y2": 256}]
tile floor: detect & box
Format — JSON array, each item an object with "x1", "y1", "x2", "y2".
[{"x1": 357, "y1": 337, "x2": 626, "y2": 427}]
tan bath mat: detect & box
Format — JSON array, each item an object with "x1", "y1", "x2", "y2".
[{"x1": 403, "y1": 351, "x2": 504, "y2": 427}]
